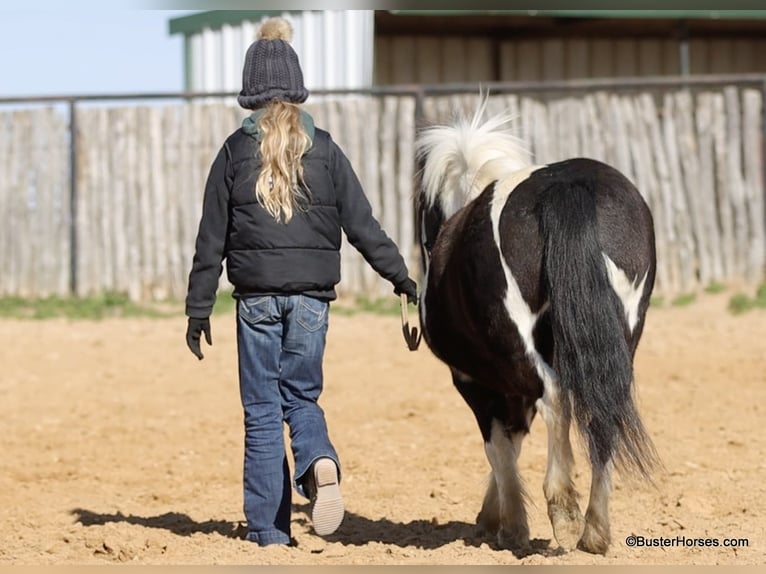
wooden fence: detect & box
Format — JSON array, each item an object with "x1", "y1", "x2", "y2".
[
  {"x1": 0, "y1": 107, "x2": 69, "y2": 298},
  {"x1": 0, "y1": 85, "x2": 764, "y2": 301},
  {"x1": 425, "y1": 89, "x2": 766, "y2": 295}
]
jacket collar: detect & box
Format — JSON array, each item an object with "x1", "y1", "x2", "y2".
[{"x1": 242, "y1": 108, "x2": 315, "y2": 144}]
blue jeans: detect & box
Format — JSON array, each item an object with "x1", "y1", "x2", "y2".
[{"x1": 236, "y1": 294, "x2": 340, "y2": 546}]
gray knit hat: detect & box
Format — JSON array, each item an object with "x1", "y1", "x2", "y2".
[{"x1": 237, "y1": 17, "x2": 309, "y2": 110}]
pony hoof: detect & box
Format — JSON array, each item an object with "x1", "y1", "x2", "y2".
[
  {"x1": 548, "y1": 502, "x2": 585, "y2": 551},
  {"x1": 577, "y1": 522, "x2": 610, "y2": 555},
  {"x1": 475, "y1": 511, "x2": 499, "y2": 538}
]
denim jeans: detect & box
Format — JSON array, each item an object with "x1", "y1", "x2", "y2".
[{"x1": 236, "y1": 294, "x2": 340, "y2": 546}]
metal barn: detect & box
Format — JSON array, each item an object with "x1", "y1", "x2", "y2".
[{"x1": 169, "y1": 10, "x2": 766, "y2": 92}]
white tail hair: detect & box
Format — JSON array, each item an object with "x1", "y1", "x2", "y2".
[{"x1": 415, "y1": 96, "x2": 532, "y2": 220}]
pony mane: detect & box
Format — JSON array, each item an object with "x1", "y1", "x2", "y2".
[{"x1": 415, "y1": 97, "x2": 532, "y2": 219}]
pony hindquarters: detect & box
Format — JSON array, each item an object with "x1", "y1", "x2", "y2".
[
  {"x1": 535, "y1": 159, "x2": 659, "y2": 554},
  {"x1": 415, "y1": 102, "x2": 659, "y2": 556}
]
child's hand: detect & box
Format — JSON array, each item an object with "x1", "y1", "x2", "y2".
[
  {"x1": 395, "y1": 277, "x2": 418, "y2": 305},
  {"x1": 186, "y1": 317, "x2": 212, "y2": 360}
]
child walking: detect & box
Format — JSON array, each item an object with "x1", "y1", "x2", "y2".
[{"x1": 184, "y1": 17, "x2": 417, "y2": 547}]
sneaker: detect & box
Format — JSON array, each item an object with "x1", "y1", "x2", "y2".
[{"x1": 309, "y1": 458, "x2": 344, "y2": 536}]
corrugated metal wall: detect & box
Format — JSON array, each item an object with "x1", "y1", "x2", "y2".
[
  {"x1": 187, "y1": 11, "x2": 375, "y2": 93},
  {"x1": 375, "y1": 36, "x2": 766, "y2": 84}
]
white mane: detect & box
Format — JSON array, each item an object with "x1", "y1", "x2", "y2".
[{"x1": 416, "y1": 97, "x2": 532, "y2": 220}]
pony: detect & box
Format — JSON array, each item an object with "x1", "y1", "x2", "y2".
[{"x1": 414, "y1": 98, "x2": 659, "y2": 555}]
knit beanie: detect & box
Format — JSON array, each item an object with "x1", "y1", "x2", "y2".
[{"x1": 237, "y1": 17, "x2": 309, "y2": 110}]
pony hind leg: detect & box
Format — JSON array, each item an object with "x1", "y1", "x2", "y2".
[
  {"x1": 535, "y1": 370, "x2": 585, "y2": 551},
  {"x1": 574, "y1": 257, "x2": 653, "y2": 555},
  {"x1": 452, "y1": 371, "x2": 531, "y2": 550},
  {"x1": 481, "y1": 416, "x2": 532, "y2": 550},
  {"x1": 578, "y1": 461, "x2": 612, "y2": 554}
]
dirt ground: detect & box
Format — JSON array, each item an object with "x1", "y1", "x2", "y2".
[{"x1": 1, "y1": 292, "x2": 764, "y2": 565}]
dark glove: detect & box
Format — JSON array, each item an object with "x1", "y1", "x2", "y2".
[
  {"x1": 394, "y1": 277, "x2": 418, "y2": 305},
  {"x1": 186, "y1": 317, "x2": 212, "y2": 360}
]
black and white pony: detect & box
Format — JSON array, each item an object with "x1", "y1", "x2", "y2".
[{"x1": 415, "y1": 99, "x2": 659, "y2": 555}]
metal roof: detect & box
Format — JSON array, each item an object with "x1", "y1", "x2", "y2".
[{"x1": 169, "y1": 10, "x2": 766, "y2": 36}]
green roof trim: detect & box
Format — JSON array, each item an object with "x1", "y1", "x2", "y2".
[
  {"x1": 169, "y1": 10, "x2": 300, "y2": 36},
  {"x1": 388, "y1": 10, "x2": 766, "y2": 20}
]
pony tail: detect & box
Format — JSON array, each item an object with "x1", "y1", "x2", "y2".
[
  {"x1": 255, "y1": 101, "x2": 312, "y2": 222},
  {"x1": 541, "y1": 184, "x2": 659, "y2": 479}
]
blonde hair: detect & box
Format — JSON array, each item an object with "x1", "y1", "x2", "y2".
[{"x1": 255, "y1": 101, "x2": 312, "y2": 222}]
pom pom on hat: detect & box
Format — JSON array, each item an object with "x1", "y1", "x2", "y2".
[
  {"x1": 238, "y1": 17, "x2": 308, "y2": 110},
  {"x1": 258, "y1": 17, "x2": 293, "y2": 41}
]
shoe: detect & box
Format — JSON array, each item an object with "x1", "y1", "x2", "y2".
[{"x1": 309, "y1": 458, "x2": 344, "y2": 536}]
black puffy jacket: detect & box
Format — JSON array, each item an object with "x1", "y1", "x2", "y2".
[{"x1": 185, "y1": 115, "x2": 410, "y2": 318}]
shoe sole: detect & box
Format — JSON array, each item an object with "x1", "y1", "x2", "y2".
[{"x1": 311, "y1": 459, "x2": 344, "y2": 536}]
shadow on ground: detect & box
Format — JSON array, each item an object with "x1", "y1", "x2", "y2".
[{"x1": 72, "y1": 505, "x2": 559, "y2": 558}]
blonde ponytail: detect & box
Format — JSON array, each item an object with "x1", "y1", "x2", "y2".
[{"x1": 255, "y1": 101, "x2": 312, "y2": 222}]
